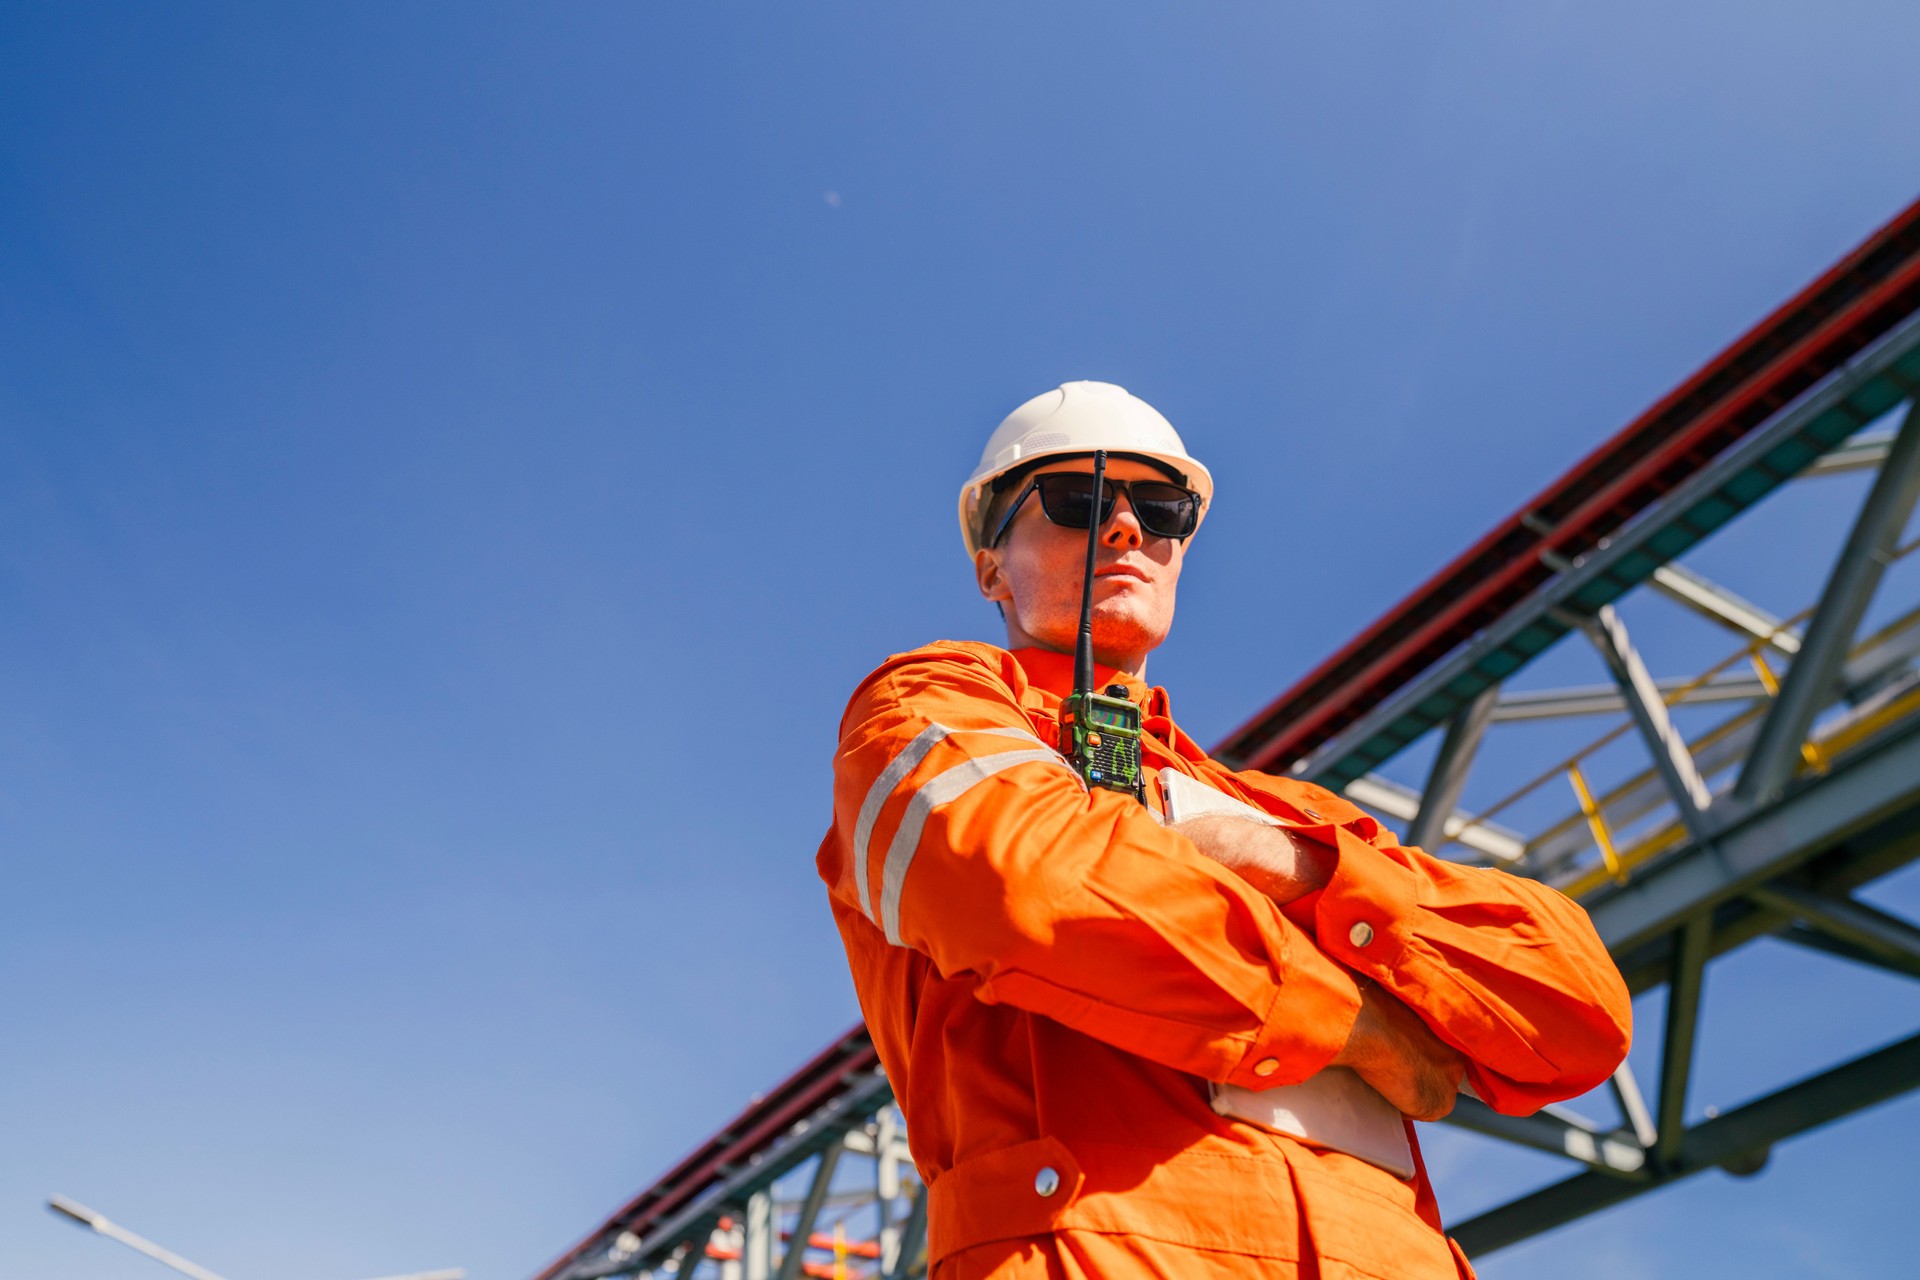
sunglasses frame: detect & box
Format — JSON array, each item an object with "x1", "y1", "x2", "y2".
[{"x1": 986, "y1": 470, "x2": 1203, "y2": 549}]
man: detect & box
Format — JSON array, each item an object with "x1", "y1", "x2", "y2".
[{"x1": 817, "y1": 381, "x2": 1631, "y2": 1279}]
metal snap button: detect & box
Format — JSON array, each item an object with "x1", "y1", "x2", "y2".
[
  {"x1": 1349, "y1": 921, "x2": 1375, "y2": 948},
  {"x1": 1034, "y1": 1166, "x2": 1061, "y2": 1197},
  {"x1": 1253, "y1": 1057, "x2": 1280, "y2": 1077},
  {"x1": 1302, "y1": 807, "x2": 1324, "y2": 821}
]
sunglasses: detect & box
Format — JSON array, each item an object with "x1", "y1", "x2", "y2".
[{"x1": 988, "y1": 471, "x2": 1203, "y2": 548}]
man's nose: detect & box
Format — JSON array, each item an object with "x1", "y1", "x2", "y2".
[{"x1": 1100, "y1": 493, "x2": 1144, "y2": 550}]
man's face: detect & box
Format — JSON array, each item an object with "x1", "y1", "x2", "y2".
[{"x1": 973, "y1": 457, "x2": 1191, "y2": 673}]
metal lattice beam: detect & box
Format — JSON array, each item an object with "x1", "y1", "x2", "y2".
[
  {"x1": 1450, "y1": 1032, "x2": 1920, "y2": 1255},
  {"x1": 1295, "y1": 307, "x2": 1920, "y2": 792}
]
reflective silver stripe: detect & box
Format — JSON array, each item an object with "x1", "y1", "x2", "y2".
[
  {"x1": 880, "y1": 747, "x2": 1062, "y2": 945},
  {"x1": 854, "y1": 725, "x2": 948, "y2": 919},
  {"x1": 853, "y1": 724, "x2": 1052, "y2": 922}
]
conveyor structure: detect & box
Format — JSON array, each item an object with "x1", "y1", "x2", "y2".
[{"x1": 532, "y1": 194, "x2": 1920, "y2": 1280}]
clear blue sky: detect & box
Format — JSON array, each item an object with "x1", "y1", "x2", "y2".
[{"x1": 7, "y1": 4, "x2": 1920, "y2": 1279}]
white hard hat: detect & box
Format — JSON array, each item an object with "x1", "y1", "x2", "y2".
[{"x1": 957, "y1": 381, "x2": 1213, "y2": 557}]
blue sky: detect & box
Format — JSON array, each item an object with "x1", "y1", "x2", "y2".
[{"x1": 6, "y1": 4, "x2": 1920, "y2": 1278}]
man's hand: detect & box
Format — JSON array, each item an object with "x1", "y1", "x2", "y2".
[
  {"x1": 1176, "y1": 814, "x2": 1466, "y2": 1118},
  {"x1": 1332, "y1": 982, "x2": 1467, "y2": 1120},
  {"x1": 1172, "y1": 814, "x2": 1333, "y2": 907}
]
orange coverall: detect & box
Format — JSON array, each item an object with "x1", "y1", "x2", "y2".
[{"x1": 818, "y1": 642, "x2": 1631, "y2": 1280}]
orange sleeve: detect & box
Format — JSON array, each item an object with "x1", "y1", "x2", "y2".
[
  {"x1": 825, "y1": 647, "x2": 1362, "y2": 1089},
  {"x1": 1232, "y1": 772, "x2": 1633, "y2": 1114}
]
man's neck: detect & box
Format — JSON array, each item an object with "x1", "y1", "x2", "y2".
[{"x1": 1002, "y1": 627, "x2": 1149, "y2": 682}]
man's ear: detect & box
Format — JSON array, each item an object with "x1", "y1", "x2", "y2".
[{"x1": 974, "y1": 547, "x2": 1012, "y2": 604}]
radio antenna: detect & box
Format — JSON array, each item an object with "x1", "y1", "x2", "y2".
[
  {"x1": 1074, "y1": 450, "x2": 1106, "y2": 698},
  {"x1": 1057, "y1": 448, "x2": 1144, "y2": 801}
]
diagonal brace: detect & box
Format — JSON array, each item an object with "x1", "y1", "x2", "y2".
[
  {"x1": 1648, "y1": 562, "x2": 1800, "y2": 655},
  {"x1": 1609, "y1": 1062, "x2": 1659, "y2": 1151},
  {"x1": 1739, "y1": 400, "x2": 1920, "y2": 804},
  {"x1": 1777, "y1": 925, "x2": 1920, "y2": 980},
  {"x1": 1749, "y1": 882, "x2": 1920, "y2": 973},
  {"x1": 1585, "y1": 604, "x2": 1714, "y2": 839}
]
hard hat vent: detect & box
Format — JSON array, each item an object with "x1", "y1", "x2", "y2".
[{"x1": 1021, "y1": 432, "x2": 1070, "y2": 453}]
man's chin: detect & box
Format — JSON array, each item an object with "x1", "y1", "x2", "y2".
[{"x1": 1090, "y1": 616, "x2": 1168, "y2": 662}]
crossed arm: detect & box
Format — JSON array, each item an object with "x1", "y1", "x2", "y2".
[
  {"x1": 1173, "y1": 814, "x2": 1469, "y2": 1120},
  {"x1": 828, "y1": 646, "x2": 1631, "y2": 1116}
]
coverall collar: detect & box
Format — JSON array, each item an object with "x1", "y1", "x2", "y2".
[{"x1": 1008, "y1": 646, "x2": 1167, "y2": 717}]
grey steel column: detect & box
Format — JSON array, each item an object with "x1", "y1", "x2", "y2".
[
  {"x1": 1738, "y1": 402, "x2": 1920, "y2": 805},
  {"x1": 883, "y1": 1185, "x2": 929, "y2": 1280},
  {"x1": 1406, "y1": 684, "x2": 1500, "y2": 852},
  {"x1": 774, "y1": 1143, "x2": 843, "y2": 1280},
  {"x1": 742, "y1": 1191, "x2": 773, "y2": 1280},
  {"x1": 1656, "y1": 915, "x2": 1713, "y2": 1164}
]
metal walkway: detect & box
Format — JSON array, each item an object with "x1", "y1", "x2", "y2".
[{"x1": 531, "y1": 194, "x2": 1920, "y2": 1280}]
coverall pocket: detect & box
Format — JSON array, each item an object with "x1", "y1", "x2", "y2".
[{"x1": 1283, "y1": 1146, "x2": 1462, "y2": 1280}]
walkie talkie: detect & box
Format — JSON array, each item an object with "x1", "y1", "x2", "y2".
[{"x1": 1058, "y1": 450, "x2": 1147, "y2": 803}]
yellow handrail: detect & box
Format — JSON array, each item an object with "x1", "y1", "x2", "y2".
[{"x1": 1566, "y1": 763, "x2": 1624, "y2": 885}]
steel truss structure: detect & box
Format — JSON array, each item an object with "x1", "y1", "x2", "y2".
[{"x1": 533, "y1": 196, "x2": 1920, "y2": 1280}]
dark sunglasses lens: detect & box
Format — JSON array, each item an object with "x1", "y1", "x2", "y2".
[
  {"x1": 1035, "y1": 475, "x2": 1111, "y2": 529},
  {"x1": 1130, "y1": 482, "x2": 1202, "y2": 537}
]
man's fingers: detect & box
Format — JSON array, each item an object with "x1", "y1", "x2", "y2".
[
  {"x1": 1371, "y1": 1068, "x2": 1454, "y2": 1120},
  {"x1": 1338, "y1": 984, "x2": 1469, "y2": 1119}
]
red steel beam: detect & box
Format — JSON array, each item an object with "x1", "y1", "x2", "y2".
[{"x1": 1217, "y1": 193, "x2": 1920, "y2": 774}]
